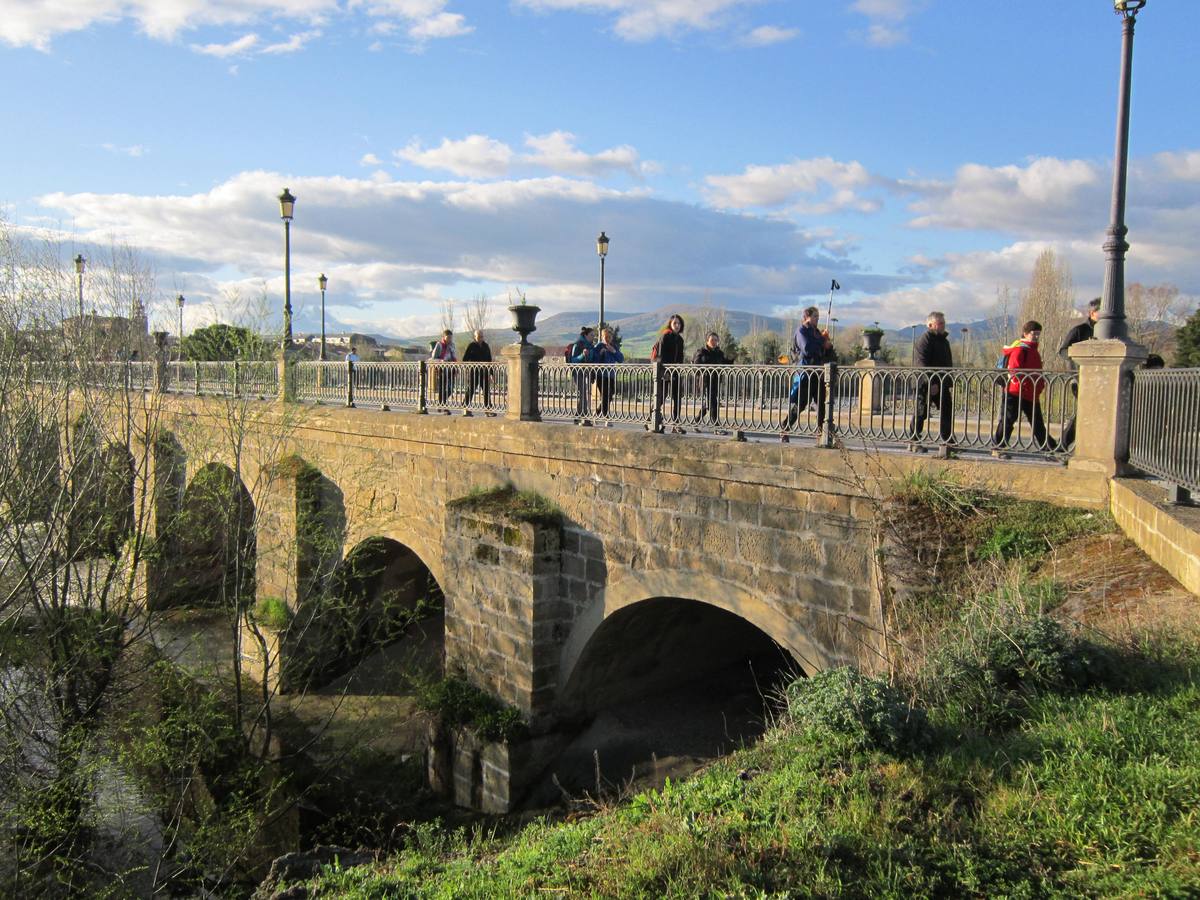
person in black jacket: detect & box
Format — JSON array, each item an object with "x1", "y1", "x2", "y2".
[
  {"x1": 908, "y1": 311, "x2": 955, "y2": 448},
  {"x1": 462, "y1": 329, "x2": 493, "y2": 413},
  {"x1": 656, "y1": 314, "x2": 687, "y2": 432},
  {"x1": 693, "y1": 331, "x2": 731, "y2": 432},
  {"x1": 1057, "y1": 297, "x2": 1099, "y2": 449}
]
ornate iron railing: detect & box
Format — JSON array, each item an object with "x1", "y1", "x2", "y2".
[
  {"x1": 427, "y1": 361, "x2": 508, "y2": 416},
  {"x1": 1129, "y1": 367, "x2": 1200, "y2": 500},
  {"x1": 163, "y1": 361, "x2": 278, "y2": 398},
  {"x1": 538, "y1": 363, "x2": 655, "y2": 425}
]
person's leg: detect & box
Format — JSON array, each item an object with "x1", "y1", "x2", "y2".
[
  {"x1": 937, "y1": 387, "x2": 954, "y2": 442},
  {"x1": 464, "y1": 371, "x2": 476, "y2": 406},
  {"x1": 910, "y1": 392, "x2": 929, "y2": 440},
  {"x1": 707, "y1": 380, "x2": 720, "y2": 424},
  {"x1": 1027, "y1": 398, "x2": 1052, "y2": 448},
  {"x1": 993, "y1": 394, "x2": 1018, "y2": 445},
  {"x1": 482, "y1": 372, "x2": 491, "y2": 410},
  {"x1": 815, "y1": 377, "x2": 828, "y2": 431},
  {"x1": 670, "y1": 374, "x2": 682, "y2": 423},
  {"x1": 1060, "y1": 380, "x2": 1078, "y2": 448}
]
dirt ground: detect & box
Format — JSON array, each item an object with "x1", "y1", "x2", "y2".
[{"x1": 1042, "y1": 532, "x2": 1198, "y2": 636}]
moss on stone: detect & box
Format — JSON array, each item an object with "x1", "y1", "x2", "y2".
[{"x1": 448, "y1": 485, "x2": 563, "y2": 528}]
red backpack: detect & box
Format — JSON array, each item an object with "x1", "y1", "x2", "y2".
[{"x1": 649, "y1": 339, "x2": 661, "y2": 362}]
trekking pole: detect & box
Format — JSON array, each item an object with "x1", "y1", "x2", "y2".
[{"x1": 826, "y1": 278, "x2": 840, "y2": 322}]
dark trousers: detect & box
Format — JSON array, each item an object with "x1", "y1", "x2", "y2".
[
  {"x1": 1060, "y1": 381, "x2": 1079, "y2": 448},
  {"x1": 993, "y1": 394, "x2": 1055, "y2": 449},
  {"x1": 658, "y1": 372, "x2": 682, "y2": 423},
  {"x1": 598, "y1": 375, "x2": 615, "y2": 417},
  {"x1": 698, "y1": 375, "x2": 720, "y2": 424},
  {"x1": 574, "y1": 371, "x2": 593, "y2": 416},
  {"x1": 464, "y1": 371, "x2": 491, "y2": 408},
  {"x1": 910, "y1": 387, "x2": 954, "y2": 442},
  {"x1": 786, "y1": 373, "x2": 826, "y2": 430},
  {"x1": 436, "y1": 369, "x2": 457, "y2": 405}
]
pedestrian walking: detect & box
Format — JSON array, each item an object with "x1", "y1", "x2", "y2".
[
  {"x1": 654, "y1": 314, "x2": 687, "y2": 433},
  {"x1": 463, "y1": 329, "x2": 493, "y2": 413},
  {"x1": 693, "y1": 331, "x2": 731, "y2": 433},
  {"x1": 568, "y1": 326, "x2": 597, "y2": 424},
  {"x1": 908, "y1": 311, "x2": 955, "y2": 450},
  {"x1": 784, "y1": 306, "x2": 831, "y2": 437},
  {"x1": 1057, "y1": 297, "x2": 1100, "y2": 449},
  {"x1": 993, "y1": 320, "x2": 1057, "y2": 452},
  {"x1": 431, "y1": 329, "x2": 457, "y2": 411},
  {"x1": 593, "y1": 326, "x2": 623, "y2": 424}
]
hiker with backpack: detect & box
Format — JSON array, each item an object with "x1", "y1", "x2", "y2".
[
  {"x1": 567, "y1": 326, "x2": 597, "y2": 424},
  {"x1": 593, "y1": 326, "x2": 624, "y2": 424},
  {"x1": 992, "y1": 320, "x2": 1058, "y2": 453},
  {"x1": 653, "y1": 314, "x2": 687, "y2": 433},
  {"x1": 784, "y1": 306, "x2": 831, "y2": 437},
  {"x1": 430, "y1": 328, "x2": 457, "y2": 412}
]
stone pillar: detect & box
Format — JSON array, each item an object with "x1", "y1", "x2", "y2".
[
  {"x1": 278, "y1": 348, "x2": 297, "y2": 402},
  {"x1": 854, "y1": 358, "x2": 886, "y2": 416},
  {"x1": 443, "y1": 503, "x2": 563, "y2": 731},
  {"x1": 1068, "y1": 339, "x2": 1147, "y2": 477},
  {"x1": 501, "y1": 342, "x2": 545, "y2": 422},
  {"x1": 133, "y1": 430, "x2": 185, "y2": 610},
  {"x1": 254, "y1": 457, "x2": 329, "y2": 614}
]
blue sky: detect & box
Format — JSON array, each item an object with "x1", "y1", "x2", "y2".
[{"x1": 1, "y1": 0, "x2": 1197, "y2": 337}]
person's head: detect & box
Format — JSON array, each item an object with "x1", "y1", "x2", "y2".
[
  {"x1": 473, "y1": 329, "x2": 483, "y2": 342},
  {"x1": 580, "y1": 326, "x2": 595, "y2": 342},
  {"x1": 705, "y1": 331, "x2": 720, "y2": 349},
  {"x1": 601, "y1": 327, "x2": 615, "y2": 344},
  {"x1": 666, "y1": 314, "x2": 684, "y2": 333},
  {"x1": 1022, "y1": 320, "x2": 1042, "y2": 343},
  {"x1": 802, "y1": 305, "x2": 820, "y2": 325},
  {"x1": 442, "y1": 329, "x2": 452, "y2": 340},
  {"x1": 1087, "y1": 297, "x2": 1101, "y2": 322},
  {"x1": 927, "y1": 311, "x2": 946, "y2": 334},
  {"x1": 1144, "y1": 353, "x2": 1166, "y2": 369},
  {"x1": 350, "y1": 345, "x2": 357, "y2": 353}
]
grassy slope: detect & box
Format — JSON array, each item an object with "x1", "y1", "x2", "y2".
[{"x1": 292, "y1": 486, "x2": 1200, "y2": 899}]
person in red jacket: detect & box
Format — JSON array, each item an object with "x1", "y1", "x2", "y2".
[{"x1": 992, "y1": 320, "x2": 1057, "y2": 452}]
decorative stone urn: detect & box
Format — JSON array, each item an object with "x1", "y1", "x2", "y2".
[
  {"x1": 509, "y1": 304, "x2": 541, "y2": 346},
  {"x1": 860, "y1": 329, "x2": 884, "y2": 361}
]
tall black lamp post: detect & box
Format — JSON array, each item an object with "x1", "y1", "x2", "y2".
[
  {"x1": 318, "y1": 273, "x2": 328, "y2": 360},
  {"x1": 1096, "y1": 0, "x2": 1146, "y2": 342},
  {"x1": 73, "y1": 254, "x2": 85, "y2": 340},
  {"x1": 279, "y1": 188, "x2": 296, "y2": 349},
  {"x1": 176, "y1": 294, "x2": 185, "y2": 360},
  {"x1": 596, "y1": 231, "x2": 609, "y2": 331},
  {"x1": 960, "y1": 327, "x2": 970, "y2": 367}
]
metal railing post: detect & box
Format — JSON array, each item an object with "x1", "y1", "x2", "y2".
[
  {"x1": 651, "y1": 360, "x2": 664, "y2": 433},
  {"x1": 417, "y1": 360, "x2": 428, "y2": 414},
  {"x1": 819, "y1": 363, "x2": 836, "y2": 448},
  {"x1": 233, "y1": 360, "x2": 241, "y2": 398},
  {"x1": 346, "y1": 360, "x2": 356, "y2": 408},
  {"x1": 193, "y1": 361, "x2": 201, "y2": 395}
]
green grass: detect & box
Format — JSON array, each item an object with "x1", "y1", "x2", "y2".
[
  {"x1": 448, "y1": 485, "x2": 563, "y2": 528},
  {"x1": 293, "y1": 628, "x2": 1200, "y2": 898}
]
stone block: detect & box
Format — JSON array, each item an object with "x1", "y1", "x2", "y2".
[{"x1": 737, "y1": 527, "x2": 778, "y2": 568}]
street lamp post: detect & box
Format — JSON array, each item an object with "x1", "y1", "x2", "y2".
[
  {"x1": 596, "y1": 231, "x2": 609, "y2": 332},
  {"x1": 1096, "y1": 0, "x2": 1146, "y2": 342},
  {"x1": 73, "y1": 254, "x2": 85, "y2": 342},
  {"x1": 960, "y1": 327, "x2": 970, "y2": 367},
  {"x1": 318, "y1": 273, "x2": 328, "y2": 361},
  {"x1": 176, "y1": 294, "x2": 185, "y2": 360},
  {"x1": 278, "y1": 188, "x2": 296, "y2": 350},
  {"x1": 910, "y1": 324, "x2": 921, "y2": 365}
]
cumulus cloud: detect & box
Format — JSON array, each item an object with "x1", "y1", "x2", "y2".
[
  {"x1": 30, "y1": 168, "x2": 889, "y2": 334},
  {"x1": 261, "y1": 29, "x2": 321, "y2": 54},
  {"x1": 360, "y1": 153, "x2": 383, "y2": 167},
  {"x1": 514, "y1": 0, "x2": 759, "y2": 42},
  {"x1": 739, "y1": 25, "x2": 800, "y2": 48},
  {"x1": 192, "y1": 32, "x2": 260, "y2": 57},
  {"x1": 396, "y1": 132, "x2": 646, "y2": 179},
  {"x1": 705, "y1": 157, "x2": 882, "y2": 214},
  {"x1": 849, "y1": 0, "x2": 921, "y2": 47},
  {"x1": 0, "y1": 0, "x2": 467, "y2": 52}
]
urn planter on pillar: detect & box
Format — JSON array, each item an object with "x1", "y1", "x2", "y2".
[
  {"x1": 860, "y1": 327, "x2": 884, "y2": 361},
  {"x1": 509, "y1": 303, "x2": 541, "y2": 345}
]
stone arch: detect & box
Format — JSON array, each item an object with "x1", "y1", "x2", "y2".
[
  {"x1": 160, "y1": 462, "x2": 256, "y2": 608},
  {"x1": 558, "y1": 569, "x2": 833, "y2": 716},
  {"x1": 291, "y1": 534, "x2": 445, "y2": 689},
  {"x1": 66, "y1": 414, "x2": 135, "y2": 557},
  {"x1": 6, "y1": 408, "x2": 61, "y2": 524}
]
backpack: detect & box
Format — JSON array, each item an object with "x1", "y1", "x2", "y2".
[
  {"x1": 649, "y1": 339, "x2": 661, "y2": 362},
  {"x1": 564, "y1": 339, "x2": 585, "y2": 363}
]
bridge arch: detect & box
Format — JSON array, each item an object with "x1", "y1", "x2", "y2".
[
  {"x1": 161, "y1": 462, "x2": 256, "y2": 608},
  {"x1": 557, "y1": 569, "x2": 831, "y2": 718}
]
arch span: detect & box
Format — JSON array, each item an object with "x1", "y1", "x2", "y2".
[
  {"x1": 558, "y1": 569, "x2": 833, "y2": 710},
  {"x1": 161, "y1": 462, "x2": 255, "y2": 608}
]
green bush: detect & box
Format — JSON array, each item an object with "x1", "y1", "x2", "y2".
[
  {"x1": 414, "y1": 674, "x2": 527, "y2": 742},
  {"x1": 252, "y1": 596, "x2": 292, "y2": 629},
  {"x1": 784, "y1": 667, "x2": 928, "y2": 753},
  {"x1": 974, "y1": 502, "x2": 1110, "y2": 562}
]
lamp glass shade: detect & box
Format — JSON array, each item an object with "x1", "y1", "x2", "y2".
[
  {"x1": 74, "y1": 254, "x2": 85, "y2": 274},
  {"x1": 177, "y1": 295, "x2": 185, "y2": 308},
  {"x1": 1114, "y1": 0, "x2": 1145, "y2": 11},
  {"x1": 318, "y1": 274, "x2": 328, "y2": 291},
  {"x1": 596, "y1": 232, "x2": 609, "y2": 258},
  {"x1": 278, "y1": 188, "x2": 296, "y2": 221}
]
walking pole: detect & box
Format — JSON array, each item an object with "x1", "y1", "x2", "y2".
[{"x1": 826, "y1": 278, "x2": 840, "y2": 322}]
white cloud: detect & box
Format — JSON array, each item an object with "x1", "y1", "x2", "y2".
[
  {"x1": 739, "y1": 25, "x2": 799, "y2": 48},
  {"x1": 0, "y1": 0, "x2": 467, "y2": 52},
  {"x1": 395, "y1": 132, "x2": 646, "y2": 180},
  {"x1": 705, "y1": 157, "x2": 881, "y2": 213},
  {"x1": 192, "y1": 32, "x2": 260, "y2": 57},
  {"x1": 101, "y1": 143, "x2": 148, "y2": 158},
  {"x1": 396, "y1": 135, "x2": 515, "y2": 178},
  {"x1": 360, "y1": 153, "x2": 383, "y2": 167},
  {"x1": 864, "y1": 23, "x2": 906, "y2": 47},
  {"x1": 514, "y1": 0, "x2": 757, "y2": 42},
  {"x1": 261, "y1": 29, "x2": 321, "y2": 54},
  {"x1": 849, "y1": 0, "x2": 922, "y2": 47}
]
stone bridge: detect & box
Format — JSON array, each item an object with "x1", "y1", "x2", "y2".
[{"x1": 122, "y1": 394, "x2": 1108, "y2": 733}]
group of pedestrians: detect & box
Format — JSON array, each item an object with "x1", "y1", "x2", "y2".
[{"x1": 427, "y1": 328, "x2": 496, "y2": 414}]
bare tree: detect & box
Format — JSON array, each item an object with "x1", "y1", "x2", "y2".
[
  {"x1": 1127, "y1": 282, "x2": 1192, "y2": 357},
  {"x1": 439, "y1": 297, "x2": 456, "y2": 336},
  {"x1": 462, "y1": 293, "x2": 492, "y2": 336},
  {"x1": 1018, "y1": 249, "x2": 1076, "y2": 370}
]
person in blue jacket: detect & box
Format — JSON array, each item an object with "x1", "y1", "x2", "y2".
[
  {"x1": 569, "y1": 326, "x2": 597, "y2": 424},
  {"x1": 785, "y1": 306, "x2": 832, "y2": 434},
  {"x1": 593, "y1": 326, "x2": 624, "y2": 424}
]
